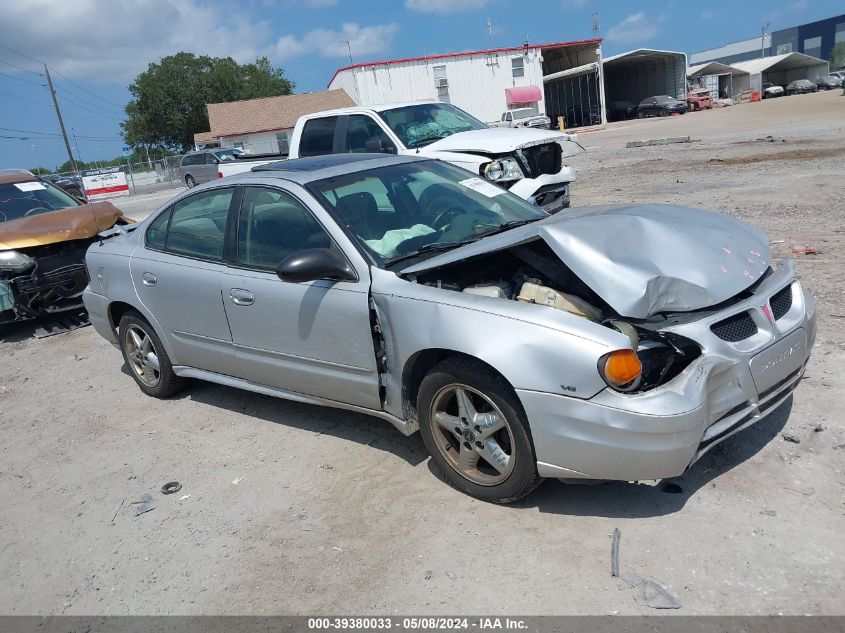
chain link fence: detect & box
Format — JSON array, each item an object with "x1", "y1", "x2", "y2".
[{"x1": 52, "y1": 155, "x2": 186, "y2": 198}]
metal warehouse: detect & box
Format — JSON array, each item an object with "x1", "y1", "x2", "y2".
[{"x1": 731, "y1": 52, "x2": 830, "y2": 94}]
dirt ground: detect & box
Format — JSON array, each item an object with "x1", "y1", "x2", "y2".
[{"x1": 1, "y1": 91, "x2": 843, "y2": 616}]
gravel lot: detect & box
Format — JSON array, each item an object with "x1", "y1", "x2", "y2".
[{"x1": 1, "y1": 91, "x2": 843, "y2": 616}]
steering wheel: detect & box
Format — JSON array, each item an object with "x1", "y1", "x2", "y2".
[
  {"x1": 432, "y1": 206, "x2": 465, "y2": 231},
  {"x1": 24, "y1": 207, "x2": 50, "y2": 216}
]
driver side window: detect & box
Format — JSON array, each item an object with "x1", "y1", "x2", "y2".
[{"x1": 236, "y1": 187, "x2": 332, "y2": 270}]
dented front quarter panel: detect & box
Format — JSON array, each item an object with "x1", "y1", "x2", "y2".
[{"x1": 369, "y1": 267, "x2": 629, "y2": 420}]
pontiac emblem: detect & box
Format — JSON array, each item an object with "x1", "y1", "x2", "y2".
[{"x1": 761, "y1": 304, "x2": 774, "y2": 324}]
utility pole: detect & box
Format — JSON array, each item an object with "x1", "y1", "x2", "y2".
[
  {"x1": 592, "y1": 12, "x2": 600, "y2": 37},
  {"x1": 761, "y1": 22, "x2": 770, "y2": 58},
  {"x1": 44, "y1": 64, "x2": 76, "y2": 174},
  {"x1": 487, "y1": 17, "x2": 493, "y2": 43},
  {"x1": 343, "y1": 40, "x2": 353, "y2": 66},
  {"x1": 71, "y1": 127, "x2": 83, "y2": 165}
]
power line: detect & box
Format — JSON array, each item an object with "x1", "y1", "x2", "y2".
[
  {"x1": 0, "y1": 126, "x2": 121, "y2": 140},
  {"x1": 0, "y1": 135, "x2": 120, "y2": 142},
  {"x1": 0, "y1": 57, "x2": 42, "y2": 76},
  {"x1": 0, "y1": 71, "x2": 46, "y2": 86},
  {"x1": 56, "y1": 91, "x2": 125, "y2": 121},
  {"x1": 0, "y1": 43, "x2": 127, "y2": 109},
  {"x1": 0, "y1": 88, "x2": 52, "y2": 107},
  {"x1": 54, "y1": 85, "x2": 124, "y2": 117}
]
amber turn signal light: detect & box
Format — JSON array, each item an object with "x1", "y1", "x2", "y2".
[{"x1": 600, "y1": 349, "x2": 642, "y2": 390}]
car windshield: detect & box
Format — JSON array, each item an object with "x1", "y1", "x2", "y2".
[
  {"x1": 654, "y1": 96, "x2": 675, "y2": 104},
  {"x1": 512, "y1": 110, "x2": 533, "y2": 119},
  {"x1": 309, "y1": 159, "x2": 547, "y2": 268},
  {"x1": 377, "y1": 103, "x2": 487, "y2": 149},
  {"x1": 0, "y1": 179, "x2": 82, "y2": 222}
]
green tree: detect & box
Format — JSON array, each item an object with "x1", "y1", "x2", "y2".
[
  {"x1": 831, "y1": 42, "x2": 845, "y2": 72},
  {"x1": 121, "y1": 53, "x2": 294, "y2": 152},
  {"x1": 28, "y1": 166, "x2": 51, "y2": 175}
]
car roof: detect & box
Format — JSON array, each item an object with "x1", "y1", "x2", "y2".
[
  {"x1": 0, "y1": 169, "x2": 36, "y2": 185},
  {"x1": 298, "y1": 100, "x2": 443, "y2": 118},
  {"x1": 246, "y1": 153, "x2": 428, "y2": 184}
]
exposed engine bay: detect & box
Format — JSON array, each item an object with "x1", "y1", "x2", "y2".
[
  {"x1": 405, "y1": 240, "x2": 702, "y2": 393},
  {"x1": 0, "y1": 237, "x2": 94, "y2": 324}
]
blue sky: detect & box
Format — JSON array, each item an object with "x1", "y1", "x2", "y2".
[{"x1": 0, "y1": 0, "x2": 840, "y2": 170}]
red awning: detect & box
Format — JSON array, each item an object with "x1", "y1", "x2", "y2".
[{"x1": 505, "y1": 85, "x2": 542, "y2": 105}]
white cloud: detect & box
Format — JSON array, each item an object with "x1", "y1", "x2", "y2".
[
  {"x1": 0, "y1": 0, "x2": 271, "y2": 82},
  {"x1": 561, "y1": 0, "x2": 587, "y2": 8},
  {"x1": 0, "y1": 0, "x2": 394, "y2": 82},
  {"x1": 789, "y1": 0, "x2": 808, "y2": 10},
  {"x1": 272, "y1": 22, "x2": 400, "y2": 60},
  {"x1": 605, "y1": 12, "x2": 659, "y2": 44},
  {"x1": 404, "y1": 0, "x2": 489, "y2": 14},
  {"x1": 700, "y1": 10, "x2": 715, "y2": 19}
]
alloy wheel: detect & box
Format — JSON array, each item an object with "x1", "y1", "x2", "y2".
[
  {"x1": 124, "y1": 324, "x2": 161, "y2": 388},
  {"x1": 429, "y1": 383, "x2": 516, "y2": 486}
]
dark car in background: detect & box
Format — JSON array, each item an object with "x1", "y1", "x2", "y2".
[
  {"x1": 815, "y1": 75, "x2": 843, "y2": 90},
  {"x1": 637, "y1": 95, "x2": 687, "y2": 118},
  {"x1": 786, "y1": 79, "x2": 818, "y2": 95},
  {"x1": 564, "y1": 105, "x2": 601, "y2": 128},
  {"x1": 607, "y1": 101, "x2": 637, "y2": 121},
  {"x1": 43, "y1": 173, "x2": 85, "y2": 199},
  {"x1": 177, "y1": 148, "x2": 243, "y2": 188}
]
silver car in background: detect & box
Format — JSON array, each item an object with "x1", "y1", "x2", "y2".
[
  {"x1": 83, "y1": 154, "x2": 816, "y2": 502},
  {"x1": 177, "y1": 148, "x2": 243, "y2": 188}
]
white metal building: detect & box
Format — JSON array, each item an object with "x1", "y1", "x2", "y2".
[
  {"x1": 328, "y1": 39, "x2": 605, "y2": 128},
  {"x1": 731, "y1": 53, "x2": 829, "y2": 93}
]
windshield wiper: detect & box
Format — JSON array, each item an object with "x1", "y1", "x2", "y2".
[
  {"x1": 384, "y1": 241, "x2": 464, "y2": 267},
  {"x1": 408, "y1": 134, "x2": 449, "y2": 148},
  {"x1": 470, "y1": 218, "x2": 540, "y2": 239}
]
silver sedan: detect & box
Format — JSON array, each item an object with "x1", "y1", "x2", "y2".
[{"x1": 83, "y1": 154, "x2": 816, "y2": 502}]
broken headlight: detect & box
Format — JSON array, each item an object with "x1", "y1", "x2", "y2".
[
  {"x1": 483, "y1": 157, "x2": 523, "y2": 182},
  {"x1": 0, "y1": 250, "x2": 35, "y2": 274}
]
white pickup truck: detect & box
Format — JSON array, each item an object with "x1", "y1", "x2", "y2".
[
  {"x1": 218, "y1": 101, "x2": 584, "y2": 212},
  {"x1": 489, "y1": 107, "x2": 552, "y2": 129}
]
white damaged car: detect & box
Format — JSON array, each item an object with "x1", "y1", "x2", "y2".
[{"x1": 84, "y1": 154, "x2": 816, "y2": 502}]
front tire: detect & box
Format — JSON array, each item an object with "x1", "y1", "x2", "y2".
[
  {"x1": 118, "y1": 311, "x2": 184, "y2": 398},
  {"x1": 418, "y1": 357, "x2": 541, "y2": 503}
]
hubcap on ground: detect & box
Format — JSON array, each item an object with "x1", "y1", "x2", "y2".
[
  {"x1": 124, "y1": 325, "x2": 161, "y2": 387},
  {"x1": 430, "y1": 383, "x2": 515, "y2": 486}
]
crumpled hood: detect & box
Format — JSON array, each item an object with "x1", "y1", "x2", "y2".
[
  {"x1": 0, "y1": 201, "x2": 125, "y2": 250},
  {"x1": 422, "y1": 127, "x2": 585, "y2": 158},
  {"x1": 401, "y1": 204, "x2": 772, "y2": 319}
]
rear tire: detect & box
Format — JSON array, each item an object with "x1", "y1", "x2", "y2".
[
  {"x1": 118, "y1": 311, "x2": 184, "y2": 398},
  {"x1": 185, "y1": 175, "x2": 195, "y2": 188},
  {"x1": 418, "y1": 356, "x2": 541, "y2": 503}
]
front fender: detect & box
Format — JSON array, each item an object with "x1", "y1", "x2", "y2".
[{"x1": 370, "y1": 268, "x2": 625, "y2": 420}]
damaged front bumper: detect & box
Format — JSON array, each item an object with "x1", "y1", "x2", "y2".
[
  {"x1": 0, "y1": 242, "x2": 92, "y2": 324},
  {"x1": 520, "y1": 264, "x2": 817, "y2": 481},
  {"x1": 509, "y1": 166, "x2": 576, "y2": 213}
]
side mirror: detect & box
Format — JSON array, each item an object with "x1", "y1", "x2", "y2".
[
  {"x1": 276, "y1": 248, "x2": 356, "y2": 284},
  {"x1": 365, "y1": 138, "x2": 396, "y2": 154}
]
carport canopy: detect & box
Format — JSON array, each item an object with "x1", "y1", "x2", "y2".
[
  {"x1": 602, "y1": 48, "x2": 688, "y2": 105},
  {"x1": 687, "y1": 61, "x2": 748, "y2": 78},
  {"x1": 732, "y1": 52, "x2": 829, "y2": 93}
]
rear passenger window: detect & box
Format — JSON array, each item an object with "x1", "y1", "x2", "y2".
[
  {"x1": 237, "y1": 187, "x2": 332, "y2": 270},
  {"x1": 299, "y1": 117, "x2": 338, "y2": 156},
  {"x1": 164, "y1": 188, "x2": 234, "y2": 260},
  {"x1": 345, "y1": 115, "x2": 393, "y2": 153}
]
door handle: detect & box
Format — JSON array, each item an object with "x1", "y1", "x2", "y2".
[
  {"x1": 142, "y1": 272, "x2": 157, "y2": 287},
  {"x1": 229, "y1": 288, "x2": 254, "y2": 306}
]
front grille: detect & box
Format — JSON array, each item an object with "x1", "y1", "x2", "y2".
[
  {"x1": 520, "y1": 143, "x2": 562, "y2": 177},
  {"x1": 770, "y1": 285, "x2": 793, "y2": 320},
  {"x1": 711, "y1": 311, "x2": 758, "y2": 342}
]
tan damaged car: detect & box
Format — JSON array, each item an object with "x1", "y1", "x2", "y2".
[{"x1": 0, "y1": 169, "x2": 130, "y2": 326}]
